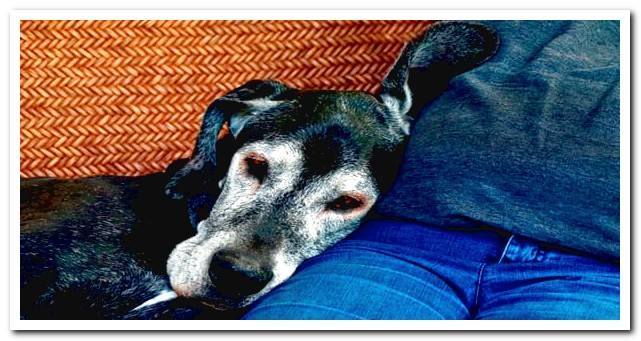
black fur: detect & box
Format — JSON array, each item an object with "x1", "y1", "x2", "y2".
[{"x1": 20, "y1": 162, "x2": 248, "y2": 319}]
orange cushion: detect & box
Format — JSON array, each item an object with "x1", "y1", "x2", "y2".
[{"x1": 20, "y1": 20, "x2": 432, "y2": 178}]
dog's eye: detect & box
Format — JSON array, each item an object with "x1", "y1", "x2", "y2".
[
  {"x1": 244, "y1": 154, "x2": 268, "y2": 183},
  {"x1": 326, "y1": 195, "x2": 364, "y2": 212}
]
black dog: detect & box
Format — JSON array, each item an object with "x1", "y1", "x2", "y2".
[{"x1": 20, "y1": 21, "x2": 499, "y2": 319}]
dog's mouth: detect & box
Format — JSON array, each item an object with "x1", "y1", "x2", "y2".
[
  {"x1": 168, "y1": 282, "x2": 256, "y2": 310},
  {"x1": 168, "y1": 259, "x2": 276, "y2": 311},
  {"x1": 166, "y1": 225, "x2": 303, "y2": 313},
  {"x1": 167, "y1": 230, "x2": 296, "y2": 311},
  {"x1": 199, "y1": 287, "x2": 257, "y2": 310}
]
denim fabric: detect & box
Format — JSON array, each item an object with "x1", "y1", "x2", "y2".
[
  {"x1": 375, "y1": 20, "x2": 620, "y2": 259},
  {"x1": 243, "y1": 220, "x2": 619, "y2": 320}
]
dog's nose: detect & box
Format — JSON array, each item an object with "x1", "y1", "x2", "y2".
[{"x1": 208, "y1": 250, "x2": 273, "y2": 297}]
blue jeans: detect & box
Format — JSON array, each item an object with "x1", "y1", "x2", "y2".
[{"x1": 242, "y1": 220, "x2": 619, "y2": 319}]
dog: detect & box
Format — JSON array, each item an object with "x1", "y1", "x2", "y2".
[{"x1": 20, "y1": 21, "x2": 499, "y2": 319}]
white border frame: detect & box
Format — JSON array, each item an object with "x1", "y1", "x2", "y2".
[{"x1": 9, "y1": 9, "x2": 631, "y2": 331}]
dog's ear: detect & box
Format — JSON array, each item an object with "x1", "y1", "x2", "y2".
[
  {"x1": 165, "y1": 79, "x2": 292, "y2": 200},
  {"x1": 378, "y1": 21, "x2": 499, "y2": 134}
]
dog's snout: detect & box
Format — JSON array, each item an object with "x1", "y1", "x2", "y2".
[{"x1": 208, "y1": 250, "x2": 273, "y2": 297}]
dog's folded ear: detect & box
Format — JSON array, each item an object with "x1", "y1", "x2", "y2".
[
  {"x1": 378, "y1": 21, "x2": 499, "y2": 134},
  {"x1": 165, "y1": 79, "x2": 292, "y2": 200}
]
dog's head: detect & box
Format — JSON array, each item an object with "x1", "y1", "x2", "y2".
[{"x1": 165, "y1": 21, "x2": 499, "y2": 309}]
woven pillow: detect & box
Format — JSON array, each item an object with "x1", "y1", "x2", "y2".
[{"x1": 20, "y1": 20, "x2": 432, "y2": 178}]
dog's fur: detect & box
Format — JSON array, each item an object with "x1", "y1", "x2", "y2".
[{"x1": 20, "y1": 21, "x2": 499, "y2": 319}]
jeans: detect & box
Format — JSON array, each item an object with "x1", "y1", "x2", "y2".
[{"x1": 242, "y1": 220, "x2": 620, "y2": 320}]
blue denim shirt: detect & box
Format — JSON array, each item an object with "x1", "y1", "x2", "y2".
[{"x1": 375, "y1": 20, "x2": 620, "y2": 259}]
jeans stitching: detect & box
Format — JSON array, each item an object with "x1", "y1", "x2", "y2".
[{"x1": 473, "y1": 263, "x2": 487, "y2": 315}]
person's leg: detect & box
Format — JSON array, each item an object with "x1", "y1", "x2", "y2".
[
  {"x1": 475, "y1": 236, "x2": 620, "y2": 320},
  {"x1": 242, "y1": 220, "x2": 505, "y2": 320}
]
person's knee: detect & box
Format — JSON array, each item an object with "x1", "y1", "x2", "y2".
[{"x1": 242, "y1": 242, "x2": 469, "y2": 320}]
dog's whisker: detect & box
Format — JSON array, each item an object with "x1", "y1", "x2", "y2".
[{"x1": 130, "y1": 289, "x2": 178, "y2": 312}]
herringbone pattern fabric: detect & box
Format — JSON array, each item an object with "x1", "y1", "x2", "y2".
[{"x1": 20, "y1": 20, "x2": 432, "y2": 178}]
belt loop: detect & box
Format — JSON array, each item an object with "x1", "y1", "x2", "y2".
[{"x1": 497, "y1": 234, "x2": 515, "y2": 263}]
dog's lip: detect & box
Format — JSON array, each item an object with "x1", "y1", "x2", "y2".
[
  {"x1": 172, "y1": 284, "x2": 254, "y2": 311},
  {"x1": 200, "y1": 299, "x2": 236, "y2": 311},
  {"x1": 198, "y1": 292, "x2": 250, "y2": 311},
  {"x1": 164, "y1": 296, "x2": 238, "y2": 312},
  {"x1": 172, "y1": 286, "x2": 195, "y2": 298}
]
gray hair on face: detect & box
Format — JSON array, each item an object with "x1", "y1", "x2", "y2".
[{"x1": 166, "y1": 139, "x2": 378, "y2": 307}]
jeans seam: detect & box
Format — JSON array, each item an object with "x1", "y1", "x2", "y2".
[
  {"x1": 473, "y1": 263, "x2": 487, "y2": 314},
  {"x1": 498, "y1": 235, "x2": 515, "y2": 264}
]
